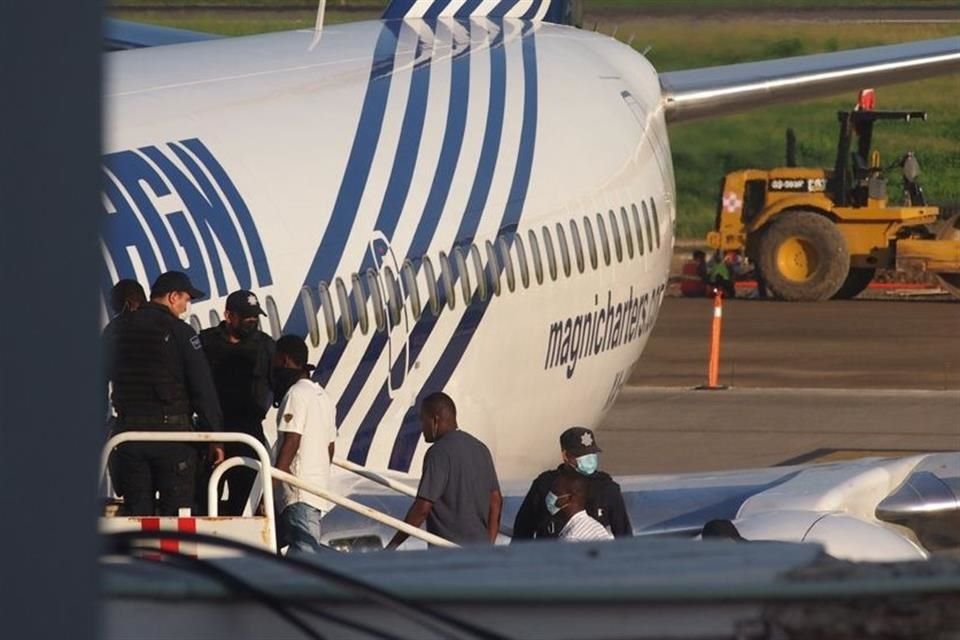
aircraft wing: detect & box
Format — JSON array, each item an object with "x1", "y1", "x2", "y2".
[
  {"x1": 103, "y1": 18, "x2": 219, "y2": 51},
  {"x1": 322, "y1": 453, "x2": 960, "y2": 562},
  {"x1": 660, "y1": 36, "x2": 960, "y2": 122}
]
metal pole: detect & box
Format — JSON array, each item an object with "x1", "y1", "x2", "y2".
[{"x1": 0, "y1": 1, "x2": 101, "y2": 637}]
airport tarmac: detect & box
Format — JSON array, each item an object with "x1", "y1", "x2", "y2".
[{"x1": 601, "y1": 296, "x2": 960, "y2": 475}]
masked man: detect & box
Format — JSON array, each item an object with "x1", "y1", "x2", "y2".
[
  {"x1": 200, "y1": 290, "x2": 275, "y2": 515},
  {"x1": 512, "y1": 427, "x2": 631, "y2": 540}
]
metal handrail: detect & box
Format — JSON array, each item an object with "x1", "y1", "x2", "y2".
[
  {"x1": 333, "y1": 457, "x2": 418, "y2": 498},
  {"x1": 333, "y1": 456, "x2": 511, "y2": 539},
  {"x1": 102, "y1": 434, "x2": 458, "y2": 549},
  {"x1": 214, "y1": 457, "x2": 459, "y2": 549},
  {"x1": 207, "y1": 457, "x2": 264, "y2": 517},
  {"x1": 100, "y1": 431, "x2": 278, "y2": 552}
]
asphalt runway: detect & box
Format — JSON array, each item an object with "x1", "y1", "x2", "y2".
[{"x1": 600, "y1": 296, "x2": 960, "y2": 475}]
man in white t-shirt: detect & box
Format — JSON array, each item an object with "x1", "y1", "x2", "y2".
[
  {"x1": 549, "y1": 474, "x2": 613, "y2": 543},
  {"x1": 271, "y1": 335, "x2": 337, "y2": 553}
]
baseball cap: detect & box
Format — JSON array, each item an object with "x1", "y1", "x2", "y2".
[
  {"x1": 276, "y1": 335, "x2": 316, "y2": 372},
  {"x1": 560, "y1": 426, "x2": 602, "y2": 456},
  {"x1": 150, "y1": 271, "x2": 205, "y2": 300},
  {"x1": 226, "y1": 290, "x2": 267, "y2": 318}
]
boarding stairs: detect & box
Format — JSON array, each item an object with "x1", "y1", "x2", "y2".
[{"x1": 99, "y1": 431, "x2": 456, "y2": 557}]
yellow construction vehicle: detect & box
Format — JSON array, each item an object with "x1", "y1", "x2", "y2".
[{"x1": 706, "y1": 90, "x2": 960, "y2": 301}]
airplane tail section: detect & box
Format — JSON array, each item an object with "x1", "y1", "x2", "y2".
[{"x1": 383, "y1": 0, "x2": 581, "y2": 25}]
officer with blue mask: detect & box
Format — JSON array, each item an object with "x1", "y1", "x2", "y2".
[{"x1": 511, "y1": 426, "x2": 632, "y2": 541}]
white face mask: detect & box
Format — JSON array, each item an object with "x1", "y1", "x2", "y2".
[
  {"x1": 545, "y1": 492, "x2": 570, "y2": 516},
  {"x1": 574, "y1": 453, "x2": 599, "y2": 476}
]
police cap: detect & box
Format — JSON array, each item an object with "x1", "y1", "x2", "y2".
[
  {"x1": 226, "y1": 290, "x2": 267, "y2": 318},
  {"x1": 151, "y1": 271, "x2": 205, "y2": 300},
  {"x1": 560, "y1": 426, "x2": 602, "y2": 456}
]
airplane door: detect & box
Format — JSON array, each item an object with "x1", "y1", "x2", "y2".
[{"x1": 368, "y1": 231, "x2": 410, "y2": 398}]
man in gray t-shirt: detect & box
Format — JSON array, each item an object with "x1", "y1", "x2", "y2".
[{"x1": 387, "y1": 392, "x2": 502, "y2": 548}]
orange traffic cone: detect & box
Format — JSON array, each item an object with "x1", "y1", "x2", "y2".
[{"x1": 696, "y1": 290, "x2": 728, "y2": 390}]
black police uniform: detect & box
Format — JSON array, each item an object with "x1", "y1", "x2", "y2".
[
  {"x1": 107, "y1": 301, "x2": 223, "y2": 516},
  {"x1": 199, "y1": 321, "x2": 275, "y2": 515},
  {"x1": 511, "y1": 465, "x2": 632, "y2": 540}
]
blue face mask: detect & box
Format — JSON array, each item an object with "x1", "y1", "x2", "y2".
[
  {"x1": 545, "y1": 491, "x2": 569, "y2": 516},
  {"x1": 575, "y1": 453, "x2": 599, "y2": 476}
]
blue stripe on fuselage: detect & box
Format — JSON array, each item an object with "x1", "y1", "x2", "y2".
[
  {"x1": 334, "y1": 23, "x2": 493, "y2": 424},
  {"x1": 424, "y1": 0, "x2": 454, "y2": 19},
  {"x1": 345, "y1": 22, "x2": 511, "y2": 465},
  {"x1": 312, "y1": 21, "x2": 439, "y2": 387},
  {"x1": 387, "y1": 22, "x2": 538, "y2": 471},
  {"x1": 283, "y1": 22, "x2": 402, "y2": 337}
]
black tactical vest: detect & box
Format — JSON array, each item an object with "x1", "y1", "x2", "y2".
[
  {"x1": 110, "y1": 303, "x2": 190, "y2": 419},
  {"x1": 200, "y1": 325, "x2": 272, "y2": 427}
]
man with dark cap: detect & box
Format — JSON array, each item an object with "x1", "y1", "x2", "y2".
[
  {"x1": 512, "y1": 426, "x2": 631, "y2": 541},
  {"x1": 271, "y1": 335, "x2": 336, "y2": 553},
  {"x1": 106, "y1": 270, "x2": 224, "y2": 516},
  {"x1": 200, "y1": 290, "x2": 276, "y2": 516}
]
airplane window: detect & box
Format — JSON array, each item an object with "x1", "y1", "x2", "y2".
[
  {"x1": 620, "y1": 206, "x2": 634, "y2": 259},
  {"x1": 514, "y1": 233, "x2": 531, "y2": 289},
  {"x1": 188, "y1": 314, "x2": 202, "y2": 333},
  {"x1": 452, "y1": 247, "x2": 472, "y2": 304},
  {"x1": 334, "y1": 277, "x2": 354, "y2": 341},
  {"x1": 470, "y1": 244, "x2": 488, "y2": 302},
  {"x1": 318, "y1": 281, "x2": 337, "y2": 343},
  {"x1": 208, "y1": 309, "x2": 221, "y2": 328},
  {"x1": 365, "y1": 271, "x2": 386, "y2": 332},
  {"x1": 497, "y1": 237, "x2": 516, "y2": 293},
  {"x1": 351, "y1": 274, "x2": 370, "y2": 335},
  {"x1": 595, "y1": 213, "x2": 612, "y2": 266},
  {"x1": 383, "y1": 265, "x2": 402, "y2": 326},
  {"x1": 438, "y1": 251, "x2": 456, "y2": 310},
  {"x1": 402, "y1": 260, "x2": 422, "y2": 321},
  {"x1": 422, "y1": 256, "x2": 440, "y2": 315},
  {"x1": 650, "y1": 198, "x2": 662, "y2": 248},
  {"x1": 527, "y1": 230, "x2": 544, "y2": 285},
  {"x1": 641, "y1": 201, "x2": 654, "y2": 253},
  {"x1": 541, "y1": 226, "x2": 558, "y2": 281},
  {"x1": 264, "y1": 295, "x2": 282, "y2": 340},
  {"x1": 485, "y1": 241, "x2": 501, "y2": 297},
  {"x1": 582, "y1": 216, "x2": 599, "y2": 269},
  {"x1": 569, "y1": 219, "x2": 585, "y2": 274},
  {"x1": 608, "y1": 209, "x2": 624, "y2": 262},
  {"x1": 555, "y1": 223, "x2": 572, "y2": 277},
  {"x1": 631, "y1": 204, "x2": 645, "y2": 256},
  {"x1": 300, "y1": 286, "x2": 321, "y2": 347}
]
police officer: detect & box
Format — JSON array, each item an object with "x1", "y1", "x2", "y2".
[
  {"x1": 102, "y1": 280, "x2": 148, "y2": 497},
  {"x1": 102, "y1": 280, "x2": 147, "y2": 416},
  {"x1": 200, "y1": 290, "x2": 275, "y2": 516},
  {"x1": 512, "y1": 427, "x2": 631, "y2": 540},
  {"x1": 107, "y1": 271, "x2": 224, "y2": 516}
]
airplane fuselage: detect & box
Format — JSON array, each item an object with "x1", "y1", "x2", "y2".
[{"x1": 102, "y1": 18, "x2": 675, "y2": 480}]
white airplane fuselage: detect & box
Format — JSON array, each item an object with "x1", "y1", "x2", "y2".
[{"x1": 102, "y1": 19, "x2": 674, "y2": 481}]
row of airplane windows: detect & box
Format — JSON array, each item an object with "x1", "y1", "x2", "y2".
[{"x1": 189, "y1": 199, "x2": 663, "y2": 347}]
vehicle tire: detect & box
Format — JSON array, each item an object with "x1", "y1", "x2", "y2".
[
  {"x1": 756, "y1": 210, "x2": 850, "y2": 301},
  {"x1": 832, "y1": 267, "x2": 875, "y2": 300},
  {"x1": 934, "y1": 213, "x2": 960, "y2": 300}
]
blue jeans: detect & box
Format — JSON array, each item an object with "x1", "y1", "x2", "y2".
[{"x1": 279, "y1": 503, "x2": 324, "y2": 553}]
